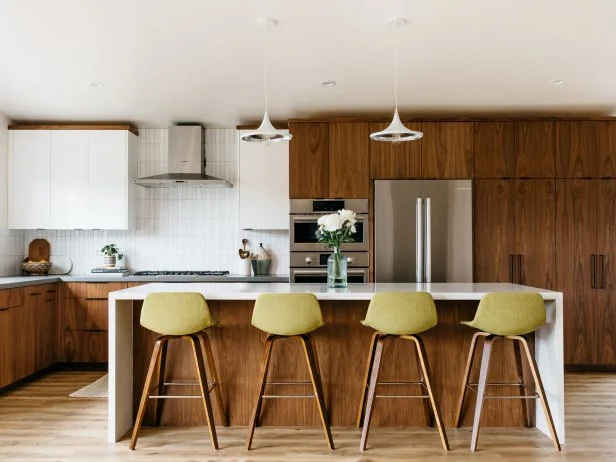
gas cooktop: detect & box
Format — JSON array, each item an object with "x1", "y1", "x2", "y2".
[{"x1": 133, "y1": 270, "x2": 230, "y2": 276}]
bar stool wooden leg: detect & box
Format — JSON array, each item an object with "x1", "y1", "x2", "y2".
[
  {"x1": 198, "y1": 332, "x2": 228, "y2": 427},
  {"x1": 414, "y1": 342, "x2": 434, "y2": 428},
  {"x1": 407, "y1": 335, "x2": 450, "y2": 451},
  {"x1": 300, "y1": 334, "x2": 334, "y2": 450},
  {"x1": 454, "y1": 331, "x2": 487, "y2": 427},
  {"x1": 187, "y1": 335, "x2": 218, "y2": 450},
  {"x1": 512, "y1": 335, "x2": 561, "y2": 451},
  {"x1": 357, "y1": 331, "x2": 381, "y2": 428},
  {"x1": 152, "y1": 338, "x2": 169, "y2": 427},
  {"x1": 470, "y1": 335, "x2": 494, "y2": 452},
  {"x1": 245, "y1": 335, "x2": 276, "y2": 450},
  {"x1": 359, "y1": 335, "x2": 386, "y2": 451},
  {"x1": 512, "y1": 338, "x2": 530, "y2": 428},
  {"x1": 130, "y1": 338, "x2": 164, "y2": 450}
]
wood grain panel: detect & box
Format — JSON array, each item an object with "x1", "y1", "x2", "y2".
[
  {"x1": 9, "y1": 123, "x2": 138, "y2": 136},
  {"x1": 0, "y1": 306, "x2": 13, "y2": 388},
  {"x1": 132, "y1": 300, "x2": 534, "y2": 428},
  {"x1": 473, "y1": 122, "x2": 515, "y2": 178},
  {"x1": 596, "y1": 121, "x2": 616, "y2": 178},
  {"x1": 10, "y1": 288, "x2": 37, "y2": 380},
  {"x1": 369, "y1": 122, "x2": 422, "y2": 179},
  {"x1": 63, "y1": 282, "x2": 127, "y2": 299},
  {"x1": 36, "y1": 297, "x2": 57, "y2": 370},
  {"x1": 63, "y1": 329, "x2": 108, "y2": 363},
  {"x1": 0, "y1": 287, "x2": 23, "y2": 308},
  {"x1": 515, "y1": 179, "x2": 556, "y2": 289},
  {"x1": 473, "y1": 180, "x2": 515, "y2": 282},
  {"x1": 64, "y1": 299, "x2": 108, "y2": 331},
  {"x1": 515, "y1": 122, "x2": 555, "y2": 178},
  {"x1": 597, "y1": 180, "x2": 616, "y2": 365},
  {"x1": 556, "y1": 180, "x2": 597, "y2": 365},
  {"x1": 288, "y1": 122, "x2": 329, "y2": 198},
  {"x1": 422, "y1": 122, "x2": 473, "y2": 179},
  {"x1": 328, "y1": 123, "x2": 370, "y2": 198},
  {"x1": 556, "y1": 122, "x2": 597, "y2": 178}
]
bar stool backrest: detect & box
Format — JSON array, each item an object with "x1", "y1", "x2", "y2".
[
  {"x1": 252, "y1": 293, "x2": 324, "y2": 335},
  {"x1": 361, "y1": 292, "x2": 438, "y2": 335},
  {"x1": 467, "y1": 292, "x2": 546, "y2": 336},
  {"x1": 140, "y1": 292, "x2": 216, "y2": 335}
]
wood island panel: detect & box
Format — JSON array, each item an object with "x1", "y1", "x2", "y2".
[{"x1": 132, "y1": 300, "x2": 534, "y2": 428}]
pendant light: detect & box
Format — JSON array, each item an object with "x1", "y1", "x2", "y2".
[
  {"x1": 241, "y1": 18, "x2": 292, "y2": 145},
  {"x1": 370, "y1": 17, "x2": 422, "y2": 143}
]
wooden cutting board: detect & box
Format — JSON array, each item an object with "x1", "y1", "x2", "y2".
[{"x1": 28, "y1": 239, "x2": 50, "y2": 262}]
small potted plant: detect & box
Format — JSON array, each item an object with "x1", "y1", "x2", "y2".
[{"x1": 100, "y1": 244, "x2": 123, "y2": 267}]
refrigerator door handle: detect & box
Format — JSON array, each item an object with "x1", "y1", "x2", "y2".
[
  {"x1": 416, "y1": 198, "x2": 423, "y2": 283},
  {"x1": 509, "y1": 254, "x2": 515, "y2": 283},
  {"x1": 425, "y1": 198, "x2": 431, "y2": 283}
]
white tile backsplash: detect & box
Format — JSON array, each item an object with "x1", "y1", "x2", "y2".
[{"x1": 22, "y1": 128, "x2": 289, "y2": 275}]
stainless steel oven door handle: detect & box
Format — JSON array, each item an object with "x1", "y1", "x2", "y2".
[
  {"x1": 416, "y1": 198, "x2": 423, "y2": 283},
  {"x1": 425, "y1": 197, "x2": 431, "y2": 284}
]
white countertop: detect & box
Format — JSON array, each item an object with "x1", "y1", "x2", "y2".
[{"x1": 109, "y1": 282, "x2": 562, "y2": 301}]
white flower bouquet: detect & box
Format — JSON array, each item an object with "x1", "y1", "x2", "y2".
[{"x1": 316, "y1": 209, "x2": 357, "y2": 249}]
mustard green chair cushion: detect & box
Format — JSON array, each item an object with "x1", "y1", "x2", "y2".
[
  {"x1": 251, "y1": 293, "x2": 324, "y2": 336},
  {"x1": 462, "y1": 292, "x2": 546, "y2": 336},
  {"x1": 140, "y1": 292, "x2": 217, "y2": 336},
  {"x1": 361, "y1": 292, "x2": 438, "y2": 335}
]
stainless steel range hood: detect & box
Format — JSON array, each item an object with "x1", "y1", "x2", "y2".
[{"x1": 134, "y1": 125, "x2": 232, "y2": 188}]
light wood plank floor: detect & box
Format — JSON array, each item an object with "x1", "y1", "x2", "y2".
[{"x1": 0, "y1": 371, "x2": 614, "y2": 460}]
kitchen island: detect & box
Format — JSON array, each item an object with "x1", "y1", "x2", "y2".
[{"x1": 108, "y1": 282, "x2": 564, "y2": 444}]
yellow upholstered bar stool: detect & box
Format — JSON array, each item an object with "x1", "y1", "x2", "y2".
[
  {"x1": 357, "y1": 292, "x2": 449, "y2": 452},
  {"x1": 454, "y1": 292, "x2": 560, "y2": 452},
  {"x1": 130, "y1": 293, "x2": 227, "y2": 450},
  {"x1": 246, "y1": 293, "x2": 334, "y2": 450}
]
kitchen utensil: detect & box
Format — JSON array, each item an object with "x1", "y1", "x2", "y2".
[
  {"x1": 47, "y1": 256, "x2": 73, "y2": 275},
  {"x1": 27, "y1": 238, "x2": 50, "y2": 262},
  {"x1": 239, "y1": 238, "x2": 251, "y2": 259}
]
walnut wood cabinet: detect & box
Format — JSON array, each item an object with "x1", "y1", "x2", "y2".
[
  {"x1": 556, "y1": 121, "x2": 616, "y2": 178},
  {"x1": 421, "y1": 122, "x2": 473, "y2": 179},
  {"x1": 474, "y1": 179, "x2": 555, "y2": 289},
  {"x1": 329, "y1": 123, "x2": 370, "y2": 197},
  {"x1": 0, "y1": 288, "x2": 23, "y2": 388},
  {"x1": 556, "y1": 179, "x2": 616, "y2": 365},
  {"x1": 288, "y1": 122, "x2": 329, "y2": 198},
  {"x1": 36, "y1": 284, "x2": 58, "y2": 371},
  {"x1": 61, "y1": 282, "x2": 127, "y2": 363},
  {"x1": 369, "y1": 122, "x2": 422, "y2": 179}
]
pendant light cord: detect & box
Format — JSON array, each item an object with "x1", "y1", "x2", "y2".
[
  {"x1": 394, "y1": 22, "x2": 399, "y2": 113},
  {"x1": 264, "y1": 48, "x2": 269, "y2": 112}
]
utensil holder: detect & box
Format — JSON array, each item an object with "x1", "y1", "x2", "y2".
[
  {"x1": 239, "y1": 259, "x2": 252, "y2": 276},
  {"x1": 251, "y1": 259, "x2": 271, "y2": 276}
]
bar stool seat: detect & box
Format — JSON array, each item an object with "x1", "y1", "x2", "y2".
[
  {"x1": 246, "y1": 293, "x2": 334, "y2": 450},
  {"x1": 357, "y1": 292, "x2": 449, "y2": 451},
  {"x1": 130, "y1": 292, "x2": 227, "y2": 450},
  {"x1": 454, "y1": 292, "x2": 561, "y2": 452}
]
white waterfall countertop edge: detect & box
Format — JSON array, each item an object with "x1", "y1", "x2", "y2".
[{"x1": 108, "y1": 282, "x2": 562, "y2": 301}]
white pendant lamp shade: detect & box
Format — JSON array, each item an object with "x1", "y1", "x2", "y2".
[
  {"x1": 370, "y1": 17, "x2": 422, "y2": 143},
  {"x1": 370, "y1": 110, "x2": 422, "y2": 142},
  {"x1": 241, "y1": 111, "x2": 292, "y2": 143},
  {"x1": 241, "y1": 18, "x2": 291, "y2": 145}
]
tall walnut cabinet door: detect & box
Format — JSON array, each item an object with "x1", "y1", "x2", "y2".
[
  {"x1": 421, "y1": 122, "x2": 473, "y2": 179},
  {"x1": 473, "y1": 122, "x2": 515, "y2": 178},
  {"x1": 597, "y1": 180, "x2": 616, "y2": 364},
  {"x1": 329, "y1": 123, "x2": 369, "y2": 198},
  {"x1": 556, "y1": 122, "x2": 597, "y2": 178},
  {"x1": 596, "y1": 121, "x2": 616, "y2": 178},
  {"x1": 556, "y1": 180, "x2": 597, "y2": 365},
  {"x1": 473, "y1": 180, "x2": 515, "y2": 282},
  {"x1": 514, "y1": 180, "x2": 556, "y2": 289},
  {"x1": 515, "y1": 122, "x2": 555, "y2": 178},
  {"x1": 369, "y1": 122, "x2": 422, "y2": 179},
  {"x1": 288, "y1": 122, "x2": 329, "y2": 198}
]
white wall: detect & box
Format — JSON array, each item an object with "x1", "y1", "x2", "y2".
[
  {"x1": 24, "y1": 128, "x2": 290, "y2": 275},
  {"x1": 0, "y1": 113, "x2": 25, "y2": 275}
]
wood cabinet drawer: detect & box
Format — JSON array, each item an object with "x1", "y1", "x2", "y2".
[
  {"x1": 0, "y1": 288, "x2": 23, "y2": 308},
  {"x1": 63, "y1": 282, "x2": 127, "y2": 299},
  {"x1": 44, "y1": 283, "x2": 58, "y2": 301},
  {"x1": 65, "y1": 298, "x2": 107, "y2": 331},
  {"x1": 63, "y1": 329, "x2": 107, "y2": 363}
]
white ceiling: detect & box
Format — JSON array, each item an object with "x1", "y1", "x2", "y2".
[{"x1": 1, "y1": 0, "x2": 615, "y2": 127}]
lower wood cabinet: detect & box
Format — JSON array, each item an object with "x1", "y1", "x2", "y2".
[
  {"x1": 12, "y1": 287, "x2": 37, "y2": 381},
  {"x1": 0, "y1": 288, "x2": 22, "y2": 388},
  {"x1": 35, "y1": 284, "x2": 58, "y2": 370}
]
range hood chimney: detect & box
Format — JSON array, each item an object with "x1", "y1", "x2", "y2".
[{"x1": 134, "y1": 125, "x2": 232, "y2": 188}]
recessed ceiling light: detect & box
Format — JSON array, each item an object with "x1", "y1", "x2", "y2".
[
  {"x1": 321, "y1": 80, "x2": 336, "y2": 87},
  {"x1": 550, "y1": 79, "x2": 564, "y2": 86},
  {"x1": 89, "y1": 80, "x2": 104, "y2": 88}
]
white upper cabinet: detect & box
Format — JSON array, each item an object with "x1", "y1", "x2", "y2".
[
  {"x1": 50, "y1": 131, "x2": 89, "y2": 229},
  {"x1": 9, "y1": 130, "x2": 51, "y2": 229},
  {"x1": 8, "y1": 129, "x2": 136, "y2": 230},
  {"x1": 238, "y1": 130, "x2": 289, "y2": 230}
]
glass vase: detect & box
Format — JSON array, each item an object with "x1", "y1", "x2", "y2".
[{"x1": 327, "y1": 247, "x2": 348, "y2": 288}]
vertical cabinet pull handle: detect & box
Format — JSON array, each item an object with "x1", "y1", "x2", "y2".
[
  {"x1": 591, "y1": 255, "x2": 597, "y2": 289},
  {"x1": 509, "y1": 255, "x2": 515, "y2": 283},
  {"x1": 600, "y1": 254, "x2": 606, "y2": 289},
  {"x1": 517, "y1": 255, "x2": 523, "y2": 284}
]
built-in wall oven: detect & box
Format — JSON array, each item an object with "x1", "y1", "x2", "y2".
[{"x1": 289, "y1": 199, "x2": 370, "y2": 283}]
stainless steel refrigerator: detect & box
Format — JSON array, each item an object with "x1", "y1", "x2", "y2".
[{"x1": 374, "y1": 180, "x2": 473, "y2": 283}]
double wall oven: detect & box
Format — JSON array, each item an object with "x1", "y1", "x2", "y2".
[{"x1": 290, "y1": 199, "x2": 369, "y2": 283}]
